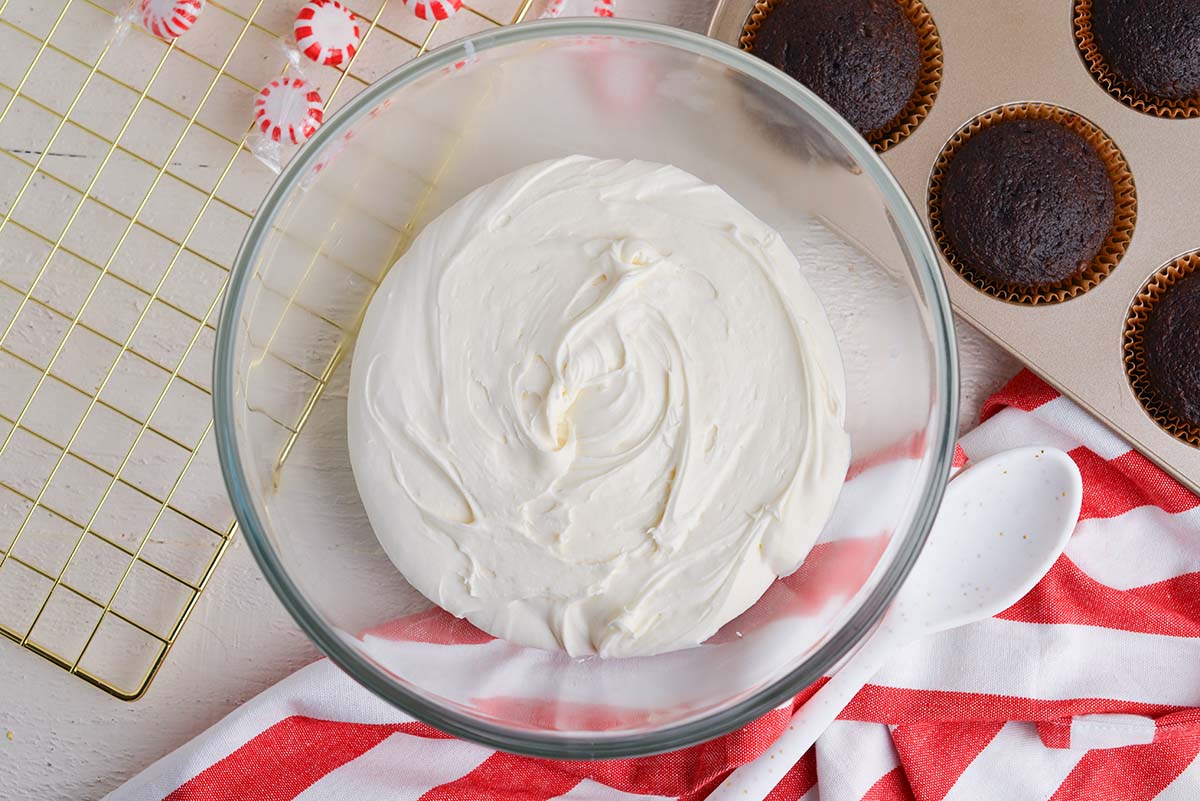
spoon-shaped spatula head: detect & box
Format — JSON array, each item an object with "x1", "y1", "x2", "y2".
[{"x1": 709, "y1": 446, "x2": 1083, "y2": 801}]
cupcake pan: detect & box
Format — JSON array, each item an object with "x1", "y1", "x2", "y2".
[{"x1": 708, "y1": 0, "x2": 1200, "y2": 494}]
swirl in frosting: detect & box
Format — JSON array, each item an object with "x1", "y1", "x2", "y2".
[{"x1": 348, "y1": 157, "x2": 851, "y2": 657}]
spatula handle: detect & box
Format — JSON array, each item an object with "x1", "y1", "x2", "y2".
[{"x1": 706, "y1": 622, "x2": 901, "y2": 801}]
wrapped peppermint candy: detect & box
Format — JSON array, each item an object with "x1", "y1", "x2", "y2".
[
  {"x1": 139, "y1": 0, "x2": 205, "y2": 39},
  {"x1": 294, "y1": 0, "x2": 361, "y2": 67},
  {"x1": 400, "y1": 0, "x2": 462, "y2": 21},
  {"x1": 254, "y1": 76, "x2": 324, "y2": 145},
  {"x1": 541, "y1": 0, "x2": 616, "y2": 18},
  {"x1": 249, "y1": 75, "x2": 324, "y2": 173}
]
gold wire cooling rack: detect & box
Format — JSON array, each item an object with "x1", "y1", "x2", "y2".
[{"x1": 0, "y1": 0, "x2": 535, "y2": 700}]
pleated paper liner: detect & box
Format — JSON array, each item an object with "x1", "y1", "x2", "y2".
[
  {"x1": 739, "y1": 0, "x2": 943, "y2": 153},
  {"x1": 1123, "y1": 251, "x2": 1200, "y2": 448},
  {"x1": 1074, "y1": 0, "x2": 1200, "y2": 120},
  {"x1": 927, "y1": 102, "x2": 1137, "y2": 306}
]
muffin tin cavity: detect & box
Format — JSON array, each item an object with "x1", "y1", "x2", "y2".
[{"x1": 928, "y1": 103, "x2": 1136, "y2": 305}]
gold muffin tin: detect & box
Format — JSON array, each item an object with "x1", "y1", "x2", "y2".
[{"x1": 709, "y1": 0, "x2": 1200, "y2": 495}]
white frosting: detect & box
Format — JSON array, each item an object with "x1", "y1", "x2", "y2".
[{"x1": 348, "y1": 157, "x2": 851, "y2": 658}]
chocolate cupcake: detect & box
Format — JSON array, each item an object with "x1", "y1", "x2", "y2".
[
  {"x1": 749, "y1": 0, "x2": 921, "y2": 136},
  {"x1": 1075, "y1": 0, "x2": 1200, "y2": 118},
  {"x1": 939, "y1": 118, "x2": 1114, "y2": 289},
  {"x1": 1089, "y1": 0, "x2": 1200, "y2": 101},
  {"x1": 1125, "y1": 253, "x2": 1200, "y2": 445},
  {"x1": 1142, "y1": 268, "x2": 1200, "y2": 427}
]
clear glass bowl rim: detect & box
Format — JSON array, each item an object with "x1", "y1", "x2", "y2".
[{"x1": 213, "y1": 17, "x2": 960, "y2": 760}]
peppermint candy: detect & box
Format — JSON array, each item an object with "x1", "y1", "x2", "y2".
[
  {"x1": 540, "y1": 0, "x2": 616, "y2": 18},
  {"x1": 400, "y1": 0, "x2": 462, "y2": 21},
  {"x1": 294, "y1": 0, "x2": 361, "y2": 67},
  {"x1": 140, "y1": 0, "x2": 205, "y2": 39},
  {"x1": 254, "y1": 76, "x2": 324, "y2": 145}
]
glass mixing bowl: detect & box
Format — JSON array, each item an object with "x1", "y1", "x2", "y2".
[{"x1": 214, "y1": 19, "x2": 958, "y2": 758}]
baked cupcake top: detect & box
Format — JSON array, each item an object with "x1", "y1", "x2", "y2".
[
  {"x1": 1090, "y1": 0, "x2": 1200, "y2": 101},
  {"x1": 751, "y1": 0, "x2": 921, "y2": 135},
  {"x1": 939, "y1": 118, "x2": 1115, "y2": 290},
  {"x1": 1144, "y1": 268, "x2": 1200, "y2": 426}
]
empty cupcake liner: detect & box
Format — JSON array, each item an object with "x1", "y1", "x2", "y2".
[
  {"x1": 739, "y1": 0, "x2": 943, "y2": 153},
  {"x1": 1074, "y1": 0, "x2": 1200, "y2": 120},
  {"x1": 1123, "y1": 251, "x2": 1200, "y2": 448},
  {"x1": 927, "y1": 102, "x2": 1137, "y2": 306}
]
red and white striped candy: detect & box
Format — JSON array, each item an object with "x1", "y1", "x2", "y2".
[
  {"x1": 140, "y1": 0, "x2": 205, "y2": 39},
  {"x1": 294, "y1": 0, "x2": 360, "y2": 67},
  {"x1": 400, "y1": 0, "x2": 462, "y2": 21},
  {"x1": 540, "y1": 0, "x2": 615, "y2": 18},
  {"x1": 254, "y1": 76, "x2": 324, "y2": 145}
]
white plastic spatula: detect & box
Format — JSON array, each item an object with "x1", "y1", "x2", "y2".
[{"x1": 708, "y1": 446, "x2": 1083, "y2": 801}]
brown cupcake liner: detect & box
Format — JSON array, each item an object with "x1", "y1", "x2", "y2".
[
  {"x1": 927, "y1": 102, "x2": 1137, "y2": 305},
  {"x1": 740, "y1": 0, "x2": 943, "y2": 153},
  {"x1": 1074, "y1": 0, "x2": 1200, "y2": 120},
  {"x1": 1123, "y1": 251, "x2": 1200, "y2": 447}
]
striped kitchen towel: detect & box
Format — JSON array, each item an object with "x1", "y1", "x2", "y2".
[{"x1": 105, "y1": 370, "x2": 1200, "y2": 801}]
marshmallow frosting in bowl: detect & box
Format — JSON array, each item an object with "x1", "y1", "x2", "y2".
[{"x1": 347, "y1": 156, "x2": 851, "y2": 658}]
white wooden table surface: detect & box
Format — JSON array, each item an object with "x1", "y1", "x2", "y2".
[{"x1": 0, "y1": 2, "x2": 1019, "y2": 798}]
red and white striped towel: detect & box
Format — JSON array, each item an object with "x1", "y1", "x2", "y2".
[{"x1": 106, "y1": 371, "x2": 1200, "y2": 801}]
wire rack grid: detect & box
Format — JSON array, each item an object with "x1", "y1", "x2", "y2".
[{"x1": 0, "y1": 0, "x2": 535, "y2": 700}]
